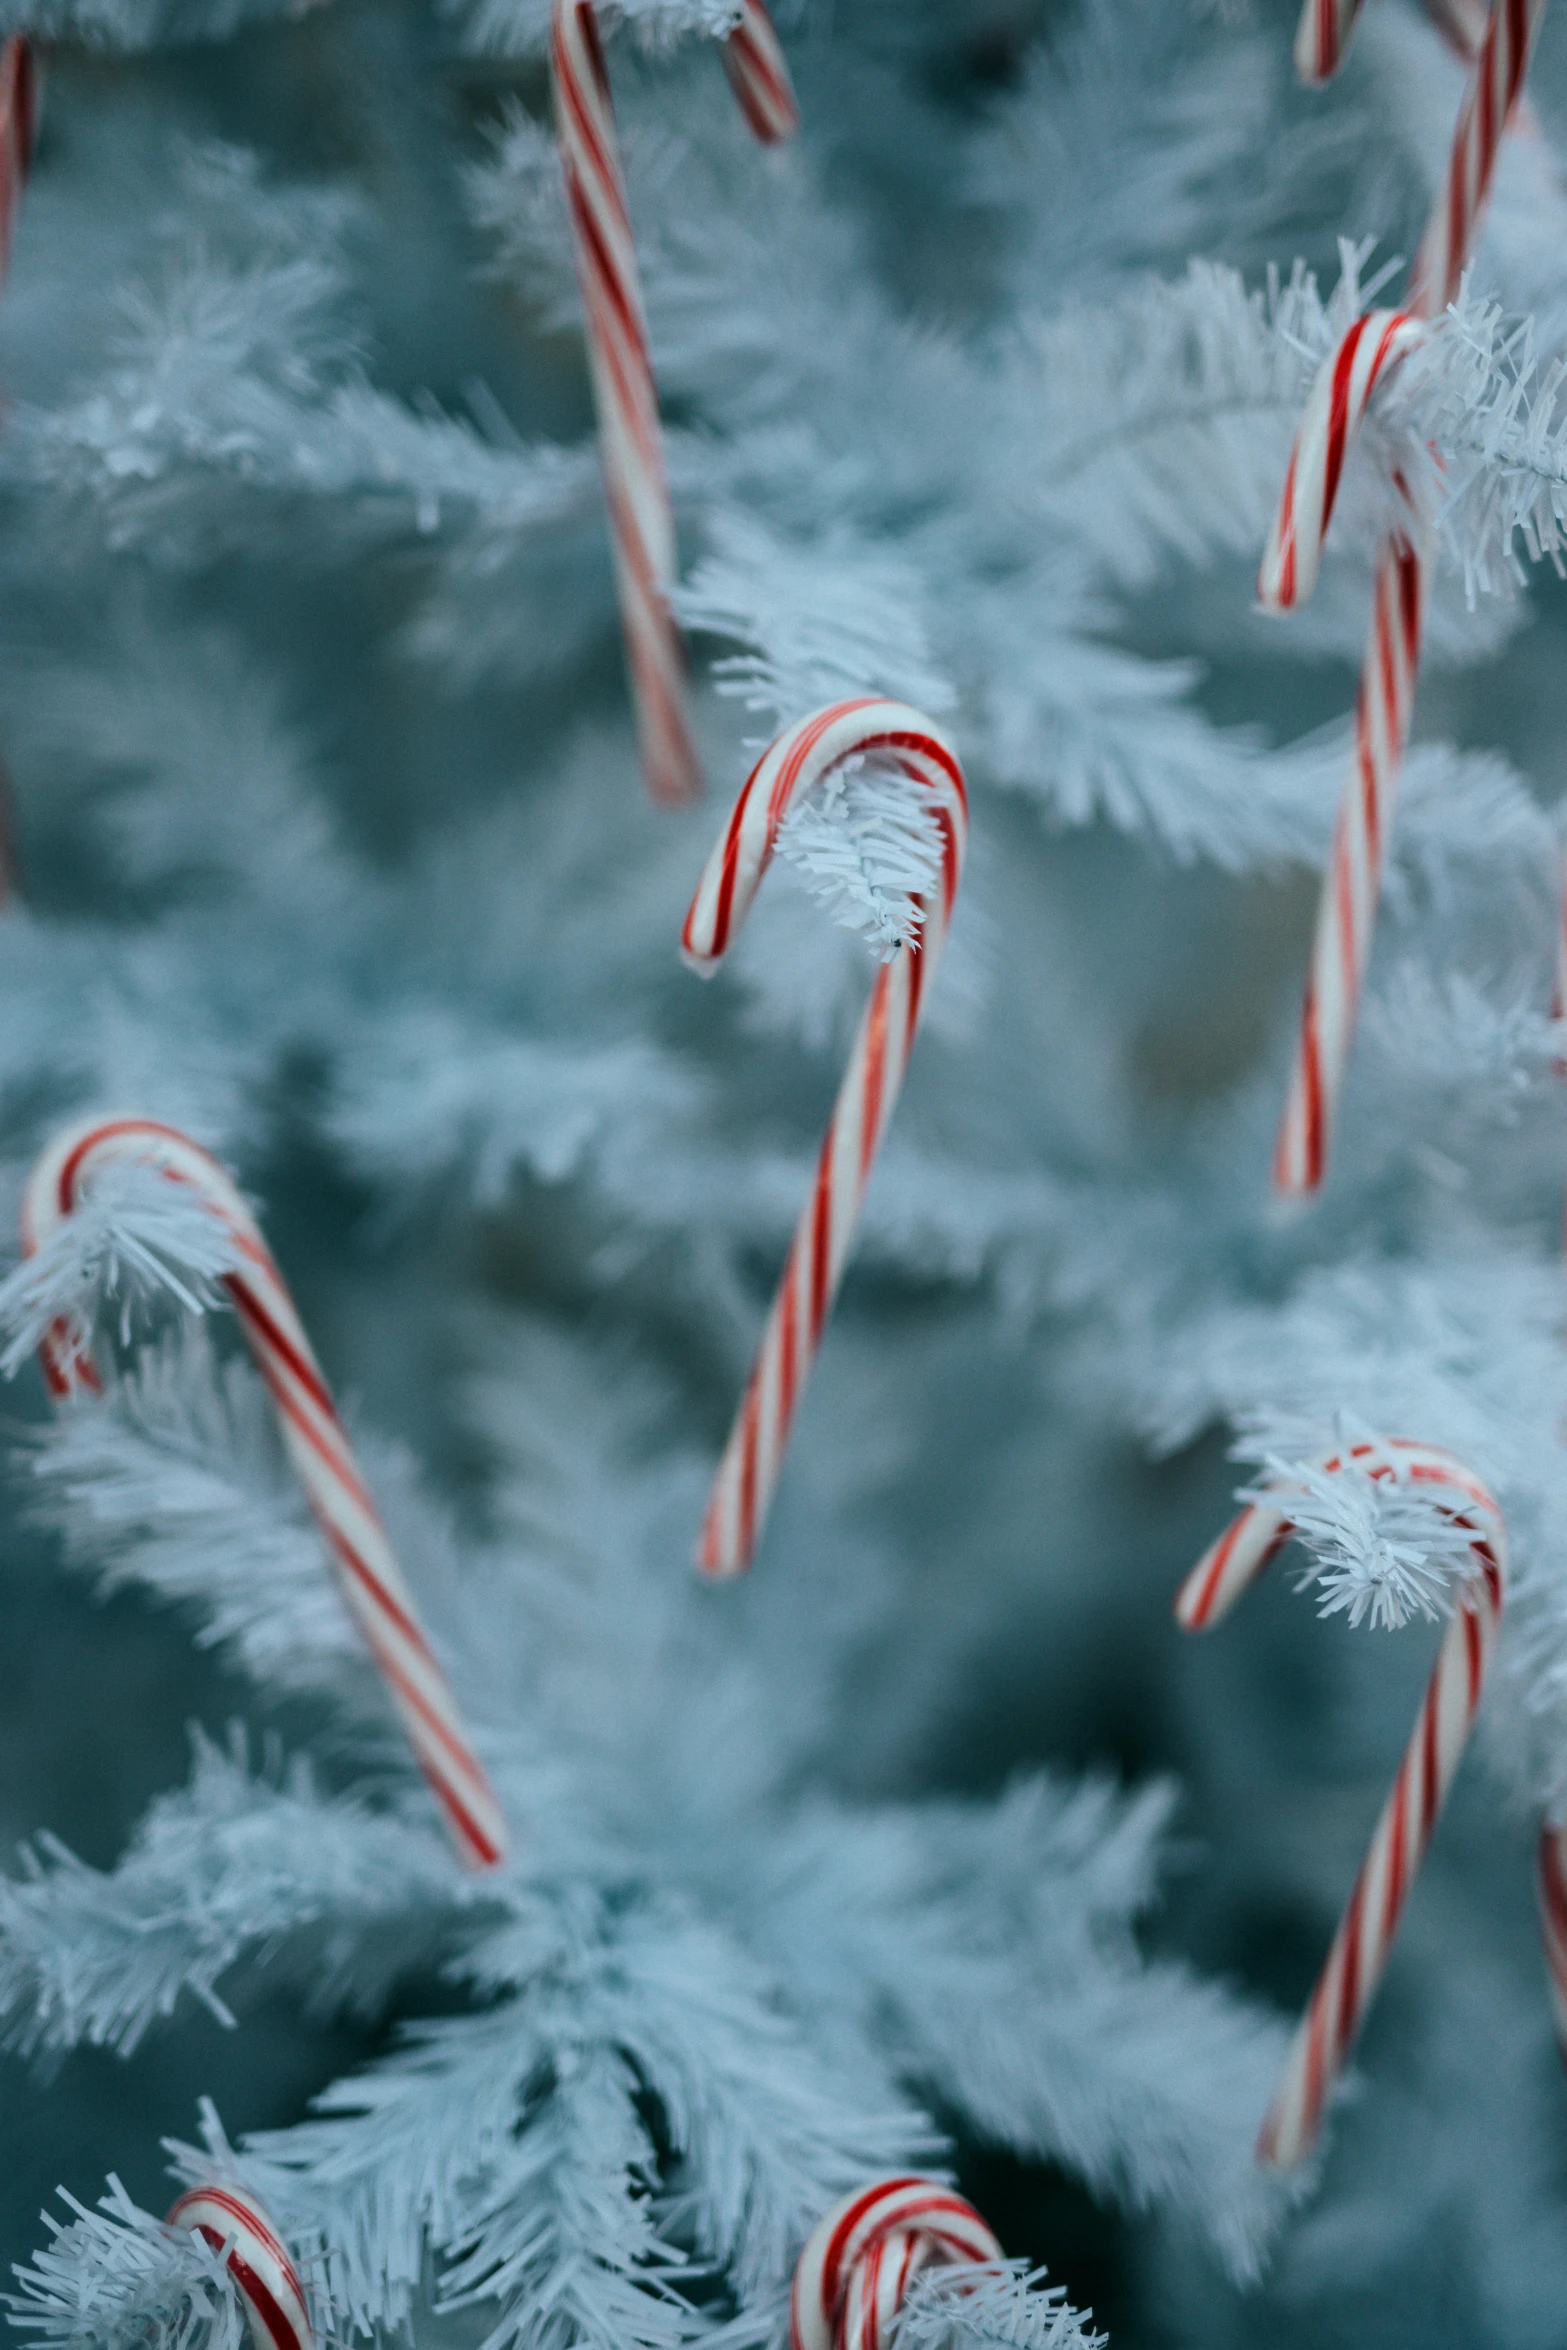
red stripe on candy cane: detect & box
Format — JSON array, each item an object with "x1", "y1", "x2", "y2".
[
  {"x1": 1268, "y1": 0, "x2": 1548, "y2": 1197},
  {"x1": 723, "y1": 0, "x2": 800, "y2": 144},
  {"x1": 1294, "y1": 0, "x2": 1493, "y2": 81},
  {"x1": 792, "y1": 2180, "x2": 1002, "y2": 2350},
  {"x1": 168, "y1": 2187, "x2": 313, "y2": 2350},
  {"x1": 681, "y1": 701, "x2": 967, "y2": 1576},
  {"x1": 21, "y1": 1116, "x2": 509, "y2": 1872},
  {"x1": 1175, "y1": 1440, "x2": 1505, "y2": 2165},
  {"x1": 551, "y1": 0, "x2": 797, "y2": 807},
  {"x1": 1535, "y1": 1824, "x2": 1567, "y2": 2053},
  {"x1": 1295, "y1": 0, "x2": 1371, "y2": 79}
]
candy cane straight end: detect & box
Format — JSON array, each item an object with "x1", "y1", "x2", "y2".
[
  {"x1": 1536, "y1": 1821, "x2": 1567, "y2": 2053},
  {"x1": 168, "y1": 2187, "x2": 313, "y2": 2350},
  {"x1": 1293, "y1": 0, "x2": 1368, "y2": 80},
  {"x1": 723, "y1": 0, "x2": 800, "y2": 144}
]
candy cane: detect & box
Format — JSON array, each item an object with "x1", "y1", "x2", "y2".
[
  {"x1": 1270, "y1": 0, "x2": 1548, "y2": 1195},
  {"x1": 551, "y1": 0, "x2": 797, "y2": 809},
  {"x1": 1177, "y1": 1439, "x2": 1505, "y2": 2165},
  {"x1": 1256, "y1": 311, "x2": 1426, "y2": 614},
  {"x1": 168, "y1": 2187, "x2": 313, "y2": 2350},
  {"x1": 792, "y1": 2180, "x2": 1001, "y2": 2350},
  {"x1": 1537, "y1": 1822, "x2": 1567, "y2": 2056},
  {"x1": 681, "y1": 700, "x2": 967, "y2": 1577},
  {"x1": 20, "y1": 1116, "x2": 509, "y2": 1872},
  {"x1": 1295, "y1": 0, "x2": 1491, "y2": 82},
  {"x1": 0, "y1": 39, "x2": 38, "y2": 910},
  {"x1": 723, "y1": 0, "x2": 801, "y2": 144},
  {"x1": 1294, "y1": 0, "x2": 1372, "y2": 79}
]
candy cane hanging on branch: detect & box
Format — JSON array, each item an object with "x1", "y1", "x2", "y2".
[
  {"x1": 17, "y1": 1115, "x2": 510, "y2": 1872},
  {"x1": 1266, "y1": 0, "x2": 1548, "y2": 1194},
  {"x1": 682, "y1": 699, "x2": 967, "y2": 1576},
  {"x1": 1176, "y1": 1437, "x2": 1506, "y2": 2165},
  {"x1": 792, "y1": 2179, "x2": 1003, "y2": 2350},
  {"x1": 168, "y1": 2186, "x2": 314, "y2": 2350},
  {"x1": 552, "y1": 0, "x2": 798, "y2": 808}
]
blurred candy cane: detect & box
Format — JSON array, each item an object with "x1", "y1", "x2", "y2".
[
  {"x1": 1270, "y1": 0, "x2": 1548, "y2": 1195},
  {"x1": 682, "y1": 699, "x2": 966, "y2": 1576},
  {"x1": 723, "y1": 0, "x2": 801, "y2": 143},
  {"x1": 0, "y1": 40, "x2": 35, "y2": 282},
  {"x1": 792, "y1": 2180, "x2": 1002, "y2": 2350},
  {"x1": 21, "y1": 1115, "x2": 509, "y2": 1871},
  {"x1": 1176, "y1": 1438, "x2": 1505, "y2": 2164},
  {"x1": 1296, "y1": 0, "x2": 1490, "y2": 80},
  {"x1": 1537, "y1": 1822, "x2": 1567, "y2": 2055},
  {"x1": 168, "y1": 2187, "x2": 313, "y2": 2350},
  {"x1": 551, "y1": 0, "x2": 797, "y2": 807},
  {"x1": 0, "y1": 40, "x2": 38, "y2": 909}
]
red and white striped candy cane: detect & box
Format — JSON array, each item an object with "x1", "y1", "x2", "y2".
[
  {"x1": 682, "y1": 699, "x2": 966, "y2": 1577},
  {"x1": 1176, "y1": 1438, "x2": 1505, "y2": 2165},
  {"x1": 551, "y1": 0, "x2": 797, "y2": 809},
  {"x1": 1295, "y1": 0, "x2": 1371, "y2": 79},
  {"x1": 1270, "y1": 0, "x2": 1548, "y2": 1196},
  {"x1": 168, "y1": 2185, "x2": 313, "y2": 2350},
  {"x1": 1256, "y1": 310, "x2": 1425, "y2": 614},
  {"x1": 723, "y1": 0, "x2": 801, "y2": 144},
  {"x1": 0, "y1": 39, "x2": 38, "y2": 910},
  {"x1": 1409, "y1": 0, "x2": 1547, "y2": 316},
  {"x1": 21, "y1": 1116, "x2": 509, "y2": 1872},
  {"x1": 792, "y1": 2180, "x2": 1002, "y2": 2350},
  {"x1": 0, "y1": 39, "x2": 35, "y2": 285},
  {"x1": 1537, "y1": 1822, "x2": 1567, "y2": 2055}
]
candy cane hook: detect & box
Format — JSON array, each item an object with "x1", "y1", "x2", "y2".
[
  {"x1": 168, "y1": 2187, "x2": 313, "y2": 2350},
  {"x1": 682, "y1": 699, "x2": 967, "y2": 1576},
  {"x1": 20, "y1": 1115, "x2": 509, "y2": 1871},
  {"x1": 1256, "y1": 310, "x2": 1426, "y2": 615},
  {"x1": 1270, "y1": 0, "x2": 1548, "y2": 1196},
  {"x1": 792, "y1": 2180, "x2": 1002, "y2": 2350},
  {"x1": 1177, "y1": 1438, "x2": 1505, "y2": 2165},
  {"x1": 552, "y1": 0, "x2": 798, "y2": 808}
]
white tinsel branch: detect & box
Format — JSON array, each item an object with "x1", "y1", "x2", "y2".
[
  {"x1": 0, "y1": 1157, "x2": 246, "y2": 1379},
  {"x1": 1239, "y1": 1419, "x2": 1487, "y2": 1631}
]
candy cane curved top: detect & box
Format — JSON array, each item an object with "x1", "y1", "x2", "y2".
[
  {"x1": 1256, "y1": 309, "x2": 1425, "y2": 612},
  {"x1": 1176, "y1": 1438, "x2": 1506, "y2": 2166},
  {"x1": 1175, "y1": 1434, "x2": 1500, "y2": 1631},
  {"x1": 682, "y1": 698, "x2": 966, "y2": 970},
  {"x1": 792, "y1": 2180, "x2": 1001, "y2": 2350},
  {"x1": 21, "y1": 1116, "x2": 509, "y2": 1872},
  {"x1": 682, "y1": 700, "x2": 967, "y2": 1576},
  {"x1": 168, "y1": 2186, "x2": 312, "y2": 2350}
]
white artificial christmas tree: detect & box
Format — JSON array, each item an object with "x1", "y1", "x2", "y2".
[{"x1": 0, "y1": 2, "x2": 1564, "y2": 2346}]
